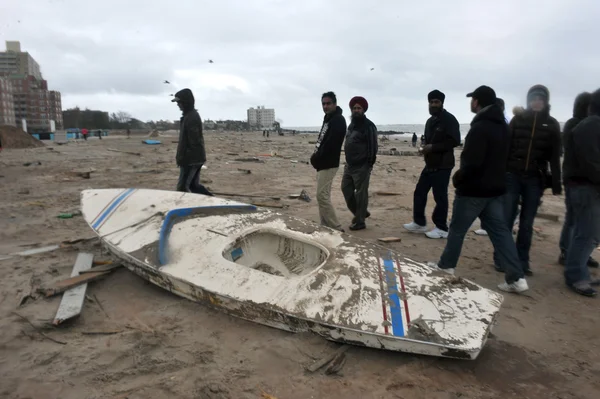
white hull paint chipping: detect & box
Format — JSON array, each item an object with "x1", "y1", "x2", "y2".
[{"x1": 81, "y1": 188, "x2": 504, "y2": 359}]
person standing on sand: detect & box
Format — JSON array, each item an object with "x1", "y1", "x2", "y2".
[
  {"x1": 341, "y1": 96, "x2": 377, "y2": 231},
  {"x1": 172, "y1": 88, "x2": 213, "y2": 196},
  {"x1": 412, "y1": 132, "x2": 418, "y2": 147},
  {"x1": 81, "y1": 128, "x2": 88, "y2": 141},
  {"x1": 428, "y1": 85, "x2": 528, "y2": 294},
  {"x1": 310, "y1": 91, "x2": 347, "y2": 232},
  {"x1": 403, "y1": 90, "x2": 461, "y2": 239},
  {"x1": 493, "y1": 85, "x2": 562, "y2": 276}
]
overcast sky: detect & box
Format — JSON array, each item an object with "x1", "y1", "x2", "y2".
[{"x1": 1, "y1": 0, "x2": 598, "y2": 126}]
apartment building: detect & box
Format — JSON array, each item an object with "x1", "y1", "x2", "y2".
[
  {"x1": 247, "y1": 105, "x2": 275, "y2": 129},
  {"x1": 0, "y1": 77, "x2": 16, "y2": 127}
]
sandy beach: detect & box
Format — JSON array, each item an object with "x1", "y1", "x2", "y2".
[{"x1": 0, "y1": 131, "x2": 598, "y2": 399}]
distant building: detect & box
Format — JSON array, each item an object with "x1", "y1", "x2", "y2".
[
  {"x1": 0, "y1": 41, "x2": 62, "y2": 132},
  {"x1": 0, "y1": 77, "x2": 16, "y2": 126},
  {"x1": 247, "y1": 105, "x2": 275, "y2": 129}
]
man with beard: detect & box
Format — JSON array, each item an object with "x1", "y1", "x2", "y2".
[
  {"x1": 562, "y1": 88, "x2": 600, "y2": 297},
  {"x1": 310, "y1": 91, "x2": 347, "y2": 232},
  {"x1": 404, "y1": 90, "x2": 461, "y2": 239},
  {"x1": 560, "y1": 91, "x2": 599, "y2": 273},
  {"x1": 429, "y1": 85, "x2": 528, "y2": 294},
  {"x1": 172, "y1": 88, "x2": 213, "y2": 196},
  {"x1": 495, "y1": 85, "x2": 561, "y2": 276},
  {"x1": 341, "y1": 96, "x2": 377, "y2": 231}
]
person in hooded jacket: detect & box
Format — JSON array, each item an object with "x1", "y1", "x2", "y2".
[
  {"x1": 558, "y1": 92, "x2": 599, "y2": 269},
  {"x1": 341, "y1": 96, "x2": 377, "y2": 231},
  {"x1": 429, "y1": 85, "x2": 528, "y2": 294},
  {"x1": 495, "y1": 85, "x2": 562, "y2": 276},
  {"x1": 403, "y1": 90, "x2": 461, "y2": 239},
  {"x1": 310, "y1": 91, "x2": 347, "y2": 231},
  {"x1": 562, "y1": 88, "x2": 600, "y2": 297},
  {"x1": 172, "y1": 88, "x2": 213, "y2": 196}
]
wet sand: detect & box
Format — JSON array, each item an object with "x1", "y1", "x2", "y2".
[{"x1": 0, "y1": 131, "x2": 598, "y2": 399}]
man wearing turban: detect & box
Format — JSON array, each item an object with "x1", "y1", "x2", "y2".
[{"x1": 341, "y1": 96, "x2": 378, "y2": 231}]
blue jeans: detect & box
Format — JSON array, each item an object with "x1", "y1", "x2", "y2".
[
  {"x1": 413, "y1": 168, "x2": 452, "y2": 231},
  {"x1": 559, "y1": 186, "x2": 573, "y2": 253},
  {"x1": 494, "y1": 173, "x2": 543, "y2": 271},
  {"x1": 564, "y1": 185, "x2": 600, "y2": 286},
  {"x1": 176, "y1": 165, "x2": 213, "y2": 196},
  {"x1": 439, "y1": 195, "x2": 524, "y2": 284}
]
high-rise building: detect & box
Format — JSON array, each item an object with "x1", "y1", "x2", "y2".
[
  {"x1": 0, "y1": 41, "x2": 62, "y2": 131},
  {"x1": 247, "y1": 105, "x2": 275, "y2": 129},
  {"x1": 0, "y1": 77, "x2": 16, "y2": 127}
]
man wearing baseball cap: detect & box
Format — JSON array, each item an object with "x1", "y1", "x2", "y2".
[{"x1": 429, "y1": 85, "x2": 528, "y2": 294}]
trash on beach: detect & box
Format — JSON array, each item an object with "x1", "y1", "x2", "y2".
[
  {"x1": 236, "y1": 168, "x2": 251, "y2": 174},
  {"x1": 57, "y1": 210, "x2": 82, "y2": 219},
  {"x1": 107, "y1": 148, "x2": 141, "y2": 156},
  {"x1": 142, "y1": 139, "x2": 162, "y2": 145},
  {"x1": 52, "y1": 253, "x2": 94, "y2": 325},
  {"x1": 377, "y1": 237, "x2": 402, "y2": 243},
  {"x1": 235, "y1": 157, "x2": 264, "y2": 163},
  {"x1": 375, "y1": 191, "x2": 403, "y2": 196},
  {"x1": 299, "y1": 189, "x2": 311, "y2": 202}
]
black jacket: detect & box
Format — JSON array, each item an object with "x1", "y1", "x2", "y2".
[
  {"x1": 310, "y1": 106, "x2": 347, "y2": 171},
  {"x1": 175, "y1": 89, "x2": 206, "y2": 166},
  {"x1": 507, "y1": 108, "x2": 562, "y2": 194},
  {"x1": 344, "y1": 117, "x2": 378, "y2": 167},
  {"x1": 452, "y1": 104, "x2": 509, "y2": 198},
  {"x1": 563, "y1": 115, "x2": 600, "y2": 186},
  {"x1": 562, "y1": 93, "x2": 591, "y2": 156},
  {"x1": 423, "y1": 109, "x2": 461, "y2": 169}
]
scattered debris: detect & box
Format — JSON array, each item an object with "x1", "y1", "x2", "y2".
[
  {"x1": 236, "y1": 168, "x2": 252, "y2": 174},
  {"x1": 226, "y1": 152, "x2": 239, "y2": 156},
  {"x1": 308, "y1": 141, "x2": 317, "y2": 144},
  {"x1": 206, "y1": 228, "x2": 228, "y2": 237},
  {"x1": 213, "y1": 191, "x2": 280, "y2": 201},
  {"x1": 81, "y1": 329, "x2": 123, "y2": 335},
  {"x1": 12, "y1": 311, "x2": 66, "y2": 345},
  {"x1": 536, "y1": 212, "x2": 560, "y2": 222},
  {"x1": 377, "y1": 237, "x2": 402, "y2": 243},
  {"x1": 13, "y1": 245, "x2": 60, "y2": 257},
  {"x1": 57, "y1": 210, "x2": 82, "y2": 219},
  {"x1": 261, "y1": 392, "x2": 278, "y2": 399},
  {"x1": 142, "y1": 139, "x2": 162, "y2": 145},
  {"x1": 80, "y1": 263, "x2": 122, "y2": 274},
  {"x1": 306, "y1": 345, "x2": 350, "y2": 372},
  {"x1": 72, "y1": 171, "x2": 92, "y2": 179},
  {"x1": 40, "y1": 270, "x2": 110, "y2": 298},
  {"x1": 51, "y1": 253, "x2": 94, "y2": 326},
  {"x1": 376, "y1": 191, "x2": 402, "y2": 196},
  {"x1": 18, "y1": 188, "x2": 30, "y2": 195},
  {"x1": 251, "y1": 202, "x2": 285, "y2": 209},
  {"x1": 299, "y1": 189, "x2": 311, "y2": 202},
  {"x1": 23, "y1": 161, "x2": 42, "y2": 167},
  {"x1": 235, "y1": 157, "x2": 264, "y2": 163},
  {"x1": 107, "y1": 148, "x2": 141, "y2": 156}
]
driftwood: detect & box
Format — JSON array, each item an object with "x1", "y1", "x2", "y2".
[
  {"x1": 306, "y1": 345, "x2": 350, "y2": 372},
  {"x1": 39, "y1": 271, "x2": 110, "y2": 298},
  {"x1": 107, "y1": 148, "x2": 141, "y2": 156}
]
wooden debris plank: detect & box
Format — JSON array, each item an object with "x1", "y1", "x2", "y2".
[
  {"x1": 375, "y1": 191, "x2": 403, "y2": 196},
  {"x1": 251, "y1": 202, "x2": 285, "y2": 209},
  {"x1": 306, "y1": 345, "x2": 350, "y2": 372},
  {"x1": 43, "y1": 270, "x2": 109, "y2": 298},
  {"x1": 52, "y1": 253, "x2": 94, "y2": 325},
  {"x1": 80, "y1": 263, "x2": 122, "y2": 274},
  {"x1": 377, "y1": 237, "x2": 402, "y2": 243},
  {"x1": 107, "y1": 148, "x2": 141, "y2": 156}
]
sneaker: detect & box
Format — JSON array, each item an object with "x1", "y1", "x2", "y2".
[
  {"x1": 474, "y1": 229, "x2": 488, "y2": 236},
  {"x1": 425, "y1": 227, "x2": 449, "y2": 239},
  {"x1": 403, "y1": 222, "x2": 427, "y2": 233},
  {"x1": 569, "y1": 281, "x2": 597, "y2": 297},
  {"x1": 349, "y1": 222, "x2": 366, "y2": 231},
  {"x1": 498, "y1": 278, "x2": 529, "y2": 293},
  {"x1": 426, "y1": 262, "x2": 455, "y2": 276}
]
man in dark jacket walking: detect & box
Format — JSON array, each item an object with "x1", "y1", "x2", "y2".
[
  {"x1": 404, "y1": 90, "x2": 461, "y2": 239},
  {"x1": 341, "y1": 96, "x2": 377, "y2": 231},
  {"x1": 429, "y1": 85, "x2": 528, "y2": 294},
  {"x1": 562, "y1": 88, "x2": 600, "y2": 297},
  {"x1": 172, "y1": 88, "x2": 213, "y2": 196},
  {"x1": 558, "y1": 92, "x2": 599, "y2": 268},
  {"x1": 310, "y1": 91, "x2": 347, "y2": 231},
  {"x1": 495, "y1": 85, "x2": 562, "y2": 275}
]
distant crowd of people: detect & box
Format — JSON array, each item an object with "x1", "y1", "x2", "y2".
[{"x1": 171, "y1": 84, "x2": 600, "y2": 298}]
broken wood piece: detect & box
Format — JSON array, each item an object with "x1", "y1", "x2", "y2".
[
  {"x1": 236, "y1": 168, "x2": 251, "y2": 174},
  {"x1": 377, "y1": 237, "x2": 402, "y2": 243},
  {"x1": 325, "y1": 351, "x2": 347, "y2": 375},
  {"x1": 212, "y1": 191, "x2": 280, "y2": 201},
  {"x1": 42, "y1": 270, "x2": 109, "y2": 298},
  {"x1": 12, "y1": 311, "x2": 67, "y2": 345},
  {"x1": 234, "y1": 157, "x2": 264, "y2": 163},
  {"x1": 52, "y1": 253, "x2": 95, "y2": 325},
  {"x1": 261, "y1": 392, "x2": 278, "y2": 399},
  {"x1": 306, "y1": 345, "x2": 350, "y2": 372},
  {"x1": 92, "y1": 260, "x2": 113, "y2": 266},
  {"x1": 81, "y1": 329, "x2": 123, "y2": 335},
  {"x1": 12, "y1": 245, "x2": 60, "y2": 257},
  {"x1": 375, "y1": 191, "x2": 403, "y2": 196},
  {"x1": 206, "y1": 228, "x2": 228, "y2": 237},
  {"x1": 107, "y1": 148, "x2": 141, "y2": 156},
  {"x1": 251, "y1": 202, "x2": 285, "y2": 209},
  {"x1": 536, "y1": 212, "x2": 560, "y2": 222},
  {"x1": 80, "y1": 263, "x2": 122, "y2": 274}
]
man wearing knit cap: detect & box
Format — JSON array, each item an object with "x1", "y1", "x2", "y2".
[
  {"x1": 561, "y1": 88, "x2": 600, "y2": 297},
  {"x1": 403, "y1": 89, "x2": 461, "y2": 239},
  {"x1": 429, "y1": 85, "x2": 529, "y2": 294},
  {"x1": 494, "y1": 84, "x2": 561, "y2": 276},
  {"x1": 341, "y1": 96, "x2": 378, "y2": 231}
]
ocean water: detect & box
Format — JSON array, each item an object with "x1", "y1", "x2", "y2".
[{"x1": 286, "y1": 124, "x2": 472, "y2": 140}]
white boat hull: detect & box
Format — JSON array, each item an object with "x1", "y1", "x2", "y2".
[{"x1": 81, "y1": 188, "x2": 504, "y2": 360}]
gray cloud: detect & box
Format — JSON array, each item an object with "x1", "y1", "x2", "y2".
[{"x1": 1, "y1": 0, "x2": 598, "y2": 125}]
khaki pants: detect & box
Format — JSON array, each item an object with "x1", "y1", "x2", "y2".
[{"x1": 317, "y1": 167, "x2": 341, "y2": 230}]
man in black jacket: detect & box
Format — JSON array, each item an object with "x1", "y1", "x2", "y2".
[
  {"x1": 310, "y1": 92, "x2": 347, "y2": 231},
  {"x1": 495, "y1": 85, "x2": 561, "y2": 275},
  {"x1": 558, "y1": 92, "x2": 599, "y2": 268},
  {"x1": 172, "y1": 88, "x2": 213, "y2": 196},
  {"x1": 562, "y1": 88, "x2": 600, "y2": 297},
  {"x1": 341, "y1": 96, "x2": 377, "y2": 231},
  {"x1": 429, "y1": 85, "x2": 528, "y2": 294},
  {"x1": 403, "y1": 90, "x2": 461, "y2": 239}
]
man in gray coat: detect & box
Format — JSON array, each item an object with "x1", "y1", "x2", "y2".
[{"x1": 172, "y1": 88, "x2": 213, "y2": 195}]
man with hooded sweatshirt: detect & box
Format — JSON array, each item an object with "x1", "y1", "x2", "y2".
[
  {"x1": 559, "y1": 92, "x2": 599, "y2": 268},
  {"x1": 494, "y1": 85, "x2": 561, "y2": 276},
  {"x1": 172, "y1": 88, "x2": 213, "y2": 196},
  {"x1": 310, "y1": 91, "x2": 347, "y2": 231},
  {"x1": 429, "y1": 85, "x2": 528, "y2": 294},
  {"x1": 562, "y1": 88, "x2": 600, "y2": 297},
  {"x1": 404, "y1": 90, "x2": 461, "y2": 239},
  {"x1": 341, "y1": 96, "x2": 377, "y2": 231}
]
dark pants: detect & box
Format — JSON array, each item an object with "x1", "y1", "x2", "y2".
[
  {"x1": 494, "y1": 173, "x2": 543, "y2": 271},
  {"x1": 176, "y1": 165, "x2": 213, "y2": 196},
  {"x1": 564, "y1": 185, "x2": 600, "y2": 286},
  {"x1": 439, "y1": 195, "x2": 524, "y2": 284},
  {"x1": 413, "y1": 168, "x2": 452, "y2": 231},
  {"x1": 559, "y1": 185, "x2": 573, "y2": 253},
  {"x1": 341, "y1": 163, "x2": 372, "y2": 225}
]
